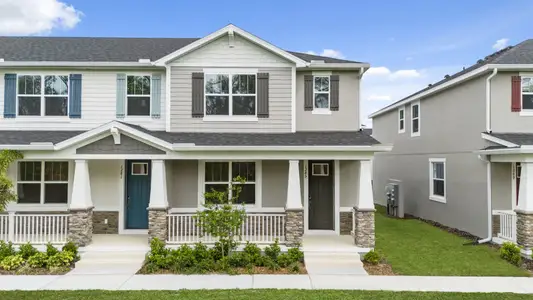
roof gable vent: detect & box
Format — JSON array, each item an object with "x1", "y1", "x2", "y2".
[
  {"x1": 138, "y1": 58, "x2": 151, "y2": 63},
  {"x1": 310, "y1": 60, "x2": 325, "y2": 64}
]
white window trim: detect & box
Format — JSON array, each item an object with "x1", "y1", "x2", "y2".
[
  {"x1": 125, "y1": 74, "x2": 152, "y2": 117},
  {"x1": 203, "y1": 70, "x2": 258, "y2": 120},
  {"x1": 429, "y1": 158, "x2": 446, "y2": 203},
  {"x1": 398, "y1": 106, "x2": 405, "y2": 133},
  {"x1": 197, "y1": 160, "x2": 262, "y2": 208},
  {"x1": 313, "y1": 75, "x2": 331, "y2": 114},
  {"x1": 15, "y1": 160, "x2": 70, "y2": 205},
  {"x1": 520, "y1": 73, "x2": 533, "y2": 116},
  {"x1": 131, "y1": 162, "x2": 149, "y2": 175},
  {"x1": 411, "y1": 101, "x2": 420, "y2": 137},
  {"x1": 16, "y1": 74, "x2": 70, "y2": 118},
  {"x1": 311, "y1": 163, "x2": 329, "y2": 176}
]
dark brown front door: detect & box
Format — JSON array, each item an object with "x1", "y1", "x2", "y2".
[{"x1": 308, "y1": 160, "x2": 334, "y2": 230}]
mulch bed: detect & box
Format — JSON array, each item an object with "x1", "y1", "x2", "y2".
[
  {"x1": 0, "y1": 266, "x2": 71, "y2": 275},
  {"x1": 137, "y1": 262, "x2": 307, "y2": 275},
  {"x1": 363, "y1": 261, "x2": 395, "y2": 275}
]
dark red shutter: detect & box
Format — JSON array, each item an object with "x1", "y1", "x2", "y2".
[{"x1": 512, "y1": 75, "x2": 522, "y2": 112}]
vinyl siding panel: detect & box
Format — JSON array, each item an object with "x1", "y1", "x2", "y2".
[
  {"x1": 262, "y1": 160, "x2": 288, "y2": 208},
  {"x1": 168, "y1": 160, "x2": 199, "y2": 208},
  {"x1": 0, "y1": 69, "x2": 166, "y2": 131},
  {"x1": 89, "y1": 160, "x2": 122, "y2": 211},
  {"x1": 491, "y1": 72, "x2": 533, "y2": 133},
  {"x1": 491, "y1": 162, "x2": 513, "y2": 211},
  {"x1": 340, "y1": 160, "x2": 359, "y2": 207}
]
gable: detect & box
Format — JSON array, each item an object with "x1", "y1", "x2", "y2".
[
  {"x1": 76, "y1": 135, "x2": 165, "y2": 155},
  {"x1": 170, "y1": 34, "x2": 293, "y2": 66}
]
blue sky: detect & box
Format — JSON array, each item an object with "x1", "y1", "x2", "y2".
[{"x1": 2, "y1": 0, "x2": 533, "y2": 125}]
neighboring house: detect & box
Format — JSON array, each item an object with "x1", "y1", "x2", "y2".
[
  {"x1": 0, "y1": 25, "x2": 389, "y2": 248},
  {"x1": 370, "y1": 39, "x2": 533, "y2": 253}
]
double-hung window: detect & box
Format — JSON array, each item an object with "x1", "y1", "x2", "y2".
[
  {"x1": 17, "y1": 161, "x2": 69, "y2": 204},
  {"x1": 205, "y1": 73, "x2": 256, "y2": 116},
  {"x1": 522, "y1": 77, "x2": 533, "y2": 110},
  {"x1": 17, "y1": 75, "x2": 68, "y2": 116},
  {"x1": 411, "y1": 101, "x2": 420, "y2": 136},
  {"x1": 429, "y1": 158, "x2": 446, "y2": 203},
  {"x1": 398, "y1": 107, "x2": 405, "y2": 133},
  {"x1": 313, "y1": 76, "x2": 330, "y2": 110},
  {"x1": 204, "y1": 161, "x2": 256, "y2": 205},
  {"x1": 126, "y1": 75, "x2": 151, "y2": 116}
]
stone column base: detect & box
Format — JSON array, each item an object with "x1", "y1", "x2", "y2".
[
  {"x1": 285, "y1": 209, "x2": 304, "y2": 247},
  {"x1": 353, "y1": 208, "x2": 375, "y2": 248},
  {"x1": 68, "y1": 208, "x2": 94, "y2": 247},
  {"x1": 492, "y1": 214, "x2": 500, "y2": 238},
  {"x1": 340, "y1": 212, "x2": 353, "y2": 235},
  {"x1": 516, "y1": 210, "x2": 533, "y2": 249},
  {"x1": 148, "y1": 208, "x2": 168, "y2": 243}
]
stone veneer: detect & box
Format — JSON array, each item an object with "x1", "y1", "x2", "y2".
[
  {"x1": 516, "y1": 211, "x2": 533, "y2": 249},
  {"x1": 353, "y1": 208, "x2": 375, "y2": 248},
  {"x1": 285, "y1": 209, "x2": 304, "y2": 246},
  {"x1": 148, "y1": 208, "x2": 168, "y2": 242},
  {"x1": 93, "y1": 211, "x2": 119, "y2": 234},
  {"x1": 340, "y1": 211, "x2": 353, "y2": 235},
  {"x1": 68, "y1": 208, "x2": 93, "y2": 247},
  {"x1": 492, "y1": 215, "x2": 500, "y2": 238}
]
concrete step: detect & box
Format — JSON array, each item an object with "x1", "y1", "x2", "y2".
[{"x1": 79, "y1": 251, "x2": 147, "y2": 264}]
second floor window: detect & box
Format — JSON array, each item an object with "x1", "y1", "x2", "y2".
[
  {"x1": 127, "y1": 75, "x2": 151, "y2": 116},
  {"x1": 17, "y1": 75, "x2": 68, "y2": 116},
  {"x1": 522, "y1": 77, "x2": 533, "y2": 109},
  {"x1": 411, "y1": 102, "x2": 420, "y2": 136},
  {"x1": 398, "y1": 107, "x2": 405, "y2": 133},
  {"x1": 314, "y1": 76, "x2": 330, "y2": 110},
  {"x1": 205, "y1": 74, "x2": 256, "y2": 116}
]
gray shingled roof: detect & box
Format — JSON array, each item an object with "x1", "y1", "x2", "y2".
[
  {"x1": 487, "y1": 132, "x2": 533, "y2": 146},
  {"x1": 0, "y1": 36, "x2": 362, "y2": 64},
  {"x1": 0, "y1": 131, "x2": 84, "y2": 144},
  {"x1": 372, "y1": 39, "x2": 533, "y2": 116}
]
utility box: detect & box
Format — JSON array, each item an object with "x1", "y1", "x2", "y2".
[{"x1": 385, "y1": 179, "x2": 404, "y2": 218}]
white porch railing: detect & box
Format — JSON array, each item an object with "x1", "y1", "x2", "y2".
[
  {"x1": 167, "y1": 213, "x2": 286, "y2": 244},
  {"x1": 0, "y1": 212, "x2": 70, "y2": 244},
  {"x1": 493, "y1": 210, "x2": 517, "y2": 243}
]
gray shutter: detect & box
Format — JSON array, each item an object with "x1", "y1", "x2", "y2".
[
  {"x1": 330, "y1": 75, "x2": 339, "y2": 111},
  {"x1": 257, "y1": 73, "x2": 269, "y2": 118},
  {"x1": 3, "y1": 74, "x2": 16, "y2": 118},
  {"x1": 304, "y1": 75, "x2": 313, "y2": 111},
  {"x1": 192, "y1": 72, "x2": 204, "y2": 118},
  {"x1": 151, "y1": 74, "x2": 161, "y2": 118},
  {"x1": 116, "y1": 73, "x2": 126, "y2": 118},
  {"x1": 68, "y1": 74, "x2": 82, "y2": 118}
]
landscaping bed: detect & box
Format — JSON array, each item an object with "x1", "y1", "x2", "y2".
[
  {"x1": 0, "y1": 241, "x2": 79, "y2": 275},
  {"x1": 139, "y1": 238, "x2": 305, "y2": 275}
]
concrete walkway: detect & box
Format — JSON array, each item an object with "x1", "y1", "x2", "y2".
[{"x1": 1, "y1": 274, "x2": 533, "y2": 293}]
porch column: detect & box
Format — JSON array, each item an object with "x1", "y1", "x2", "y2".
[
  {"x1": 68, "y1": 160, "x2": 94, "y2": 247},
  {"x1": 148, "y1": 160, "x2": 168, "y2": 242},
  {"x1": 353, "y1": 160, "x2": 375, "y2": 248},
  {"x1": 516, "y1": 162, "x2": 533, "y2": 249},
  {"x1": 285, "y1": 160, "x2": 304, "y2": 246}
]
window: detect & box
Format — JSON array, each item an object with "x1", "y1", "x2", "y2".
[
  {"x1": 411, "y1": 102, "x2": 420, "y2": 136},
  {"x1": 127, "y1": 75, "x2": 151, "y2": 116},
  {"x1": 522, "y1": 77, "x2": 533, "y2": 109},
  {"x1": 17, "y1": 75, "x2": 68, "y2": 116},
  {"x1": 313, "y1": 76, "x2": 330, "y2": 110},
  {"x1": 429, "y1": 158, "x2": 446, "y2": 202},
  {"x1": 398, "y1": 107, "x2": 405, "y2": 133},
  {"x1": 311, "y1": 163, "x2": 329, "y2": 176},
  {"x1": 17, "y1": 161, "x2": 69, "y2": 204},
  {"x1": 131, "y1": 163, "x2": 149, "y2": 175},
  {"x1": 204, "y1": 161, "x2": 256, "y2": 204},
  {"x1": 205, "y1": 73, "x2": 256, "y2": 116}
]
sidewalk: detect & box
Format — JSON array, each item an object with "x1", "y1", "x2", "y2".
[{"x1": 2, "y1": 274, "x2": 533, "y2": 293}]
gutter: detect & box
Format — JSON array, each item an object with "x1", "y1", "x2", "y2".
[
  {"x1": 476, "y1": 154, "x2": 493, "y2": 244},
  {"x1": 0, "y1": 61, "x2": 160, "y2": 68},
  {"x1": 486, "y1": 68, "x2": 498, "y2": 132},
  {"x1": 171, "y1": 144, "x2": 394, "y2": 152}
]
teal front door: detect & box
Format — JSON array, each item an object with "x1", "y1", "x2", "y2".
[{"x1": 126, "y1": 160, "x2": 151, "y2": 229}]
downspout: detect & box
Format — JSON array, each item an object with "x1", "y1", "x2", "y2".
[
  {"x1": 358, "y1": 67, "x2": 365, "y2": 130},
  {"x1": 485, "y1": 68, "x2": 498, "y2": 133}
]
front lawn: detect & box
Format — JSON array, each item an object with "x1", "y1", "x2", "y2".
[
  {"x1": 0, "y1": 290, "x2": 531, "y2": 300},
  {"x1": 374, "y1": 207, "x2": 529, "y2": 276}
]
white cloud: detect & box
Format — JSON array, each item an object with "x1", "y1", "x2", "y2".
[
  {"x1": 365, "y1": 67, "x2": 420, "y2": 80},
  {"x1": 365, "y1": 67, "x2": 391, "y2": 76},
  {"x1": 306, "y1": 49, "x2": 345, "y2": 59},
  {"x1": 492, "y1": 38, "x2": 509, "y2": 50},
  {"x1": 0, "y1": 0, "x2": 82, "y2": 35},
  {"x1": 390, "y1": 70, "x2": 421, "y2": 80}
]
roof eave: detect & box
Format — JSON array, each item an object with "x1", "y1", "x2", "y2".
[
  {"x1": 171, "y1": 144, "x2": 392, "y2": 152},
  {"x1": 0, "y1": 61, "x2": 162, "y2": 68},
  {"x1": 299, "y1": 62, "x2": 370, "y2": 71}
]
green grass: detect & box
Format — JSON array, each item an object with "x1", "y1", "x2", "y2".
[
  {"x1": 0, "y1": 290, "x2": 530, "y2": 300},
  {"x1": 374, "y1": 207, "x2": 529, "y2": 276}
]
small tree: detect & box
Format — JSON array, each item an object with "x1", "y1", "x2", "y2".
[
  {"x1": 194, "y1": 176, "x2": 247, "y2": 258},
  {"x1": 0, "y1": 150, "x2": 23, "y2": 212}
]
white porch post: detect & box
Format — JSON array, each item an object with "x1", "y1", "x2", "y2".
[
  {"x1": 353, "y1": 160, "x2": 375, "y2": 248},
  {"x1": 68, "y1": 160, "x2": 94, "y2": 246},
  {"x1": 148, "y1": 160, "x2": 168, "y2": 242},
  {"x1": 516, "y1": 162, "x2": 533, "y2": 249},
  {"x1": 285, "y1": 160, "x2": 304, "y2": 246}
]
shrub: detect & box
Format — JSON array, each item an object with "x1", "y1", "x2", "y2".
[
  {"x1": 148, "y1": 254, "x2": 173, "y2": 269},
  {"x1": 288, "y1": 262, "x2": 300, "y2": 273},
  {"x1": 47, "y1": 251, "x2": 74, "y2": 268},
  {"x1": 62, "y1": 242, "x2": 79, "y2": 261},
  {"x1": 46, "y1": 243, "x2": 59, "y2": 257},
  {"x1": 243, "y1": 242, "x2": 262, "y2": 265},
  {"x1": 363, "y1": 250, "x2": 381, "y2": 265},
  {"x1": 0, "y1": 241, "x2": 16, "y2": 260},
  {"x1": 228, "y1": 251, "x2": 251, "y2": 268},
  {"x1": 192, "y1": 242, "x2": 211, "y2": 262},
  {"x1": 287, "y1": 247, "x2": 304, "y2": 263},
  {"x1": 171, "y1": 244, "x2": 196, "y2": 269},
  {"x1": 211, "y1": 240, "x2": 237, "y2": 261},
  {"x1": 264, "y1": 239, "x2": 281, "y2": 261},
  {"x1": 149, "y1": 238, "x2": 168, "y2": 256},
  {"x1": 261, "y1": 256, "x2": 279, "y2": 271},
  {"x1": 215, "y1": 256, "x2": 231, "y2": 272},
  {"x1": 18, "y1": 242, "x2": 38, "y2": 259},
  {"x1": 276, "y1": 253, "x2": 292, "y2": 268},
  {"x1": 27, "y1": 252, "x2": 48, "y2": 268},
  {"x1": 501, "y1": 242, "x2": 522, "y2": 266},
  {"x1": 1, "y1": 255, "x2": 24, "y2": 271},
  {"x1": 194, "y1": 257, "x2": 216, "y2": 273}
]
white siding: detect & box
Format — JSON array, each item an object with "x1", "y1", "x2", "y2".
[
  {"x1": 89, "y1": 160, "x2": 122, "y2": 211},
  {"x1": 0, "y1": 69, "x2": 166, "y2": 131}
]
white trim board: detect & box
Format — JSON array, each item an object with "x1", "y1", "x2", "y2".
[{"x1": 481, "y1": 133, "x2": 519, "y2": 148}]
